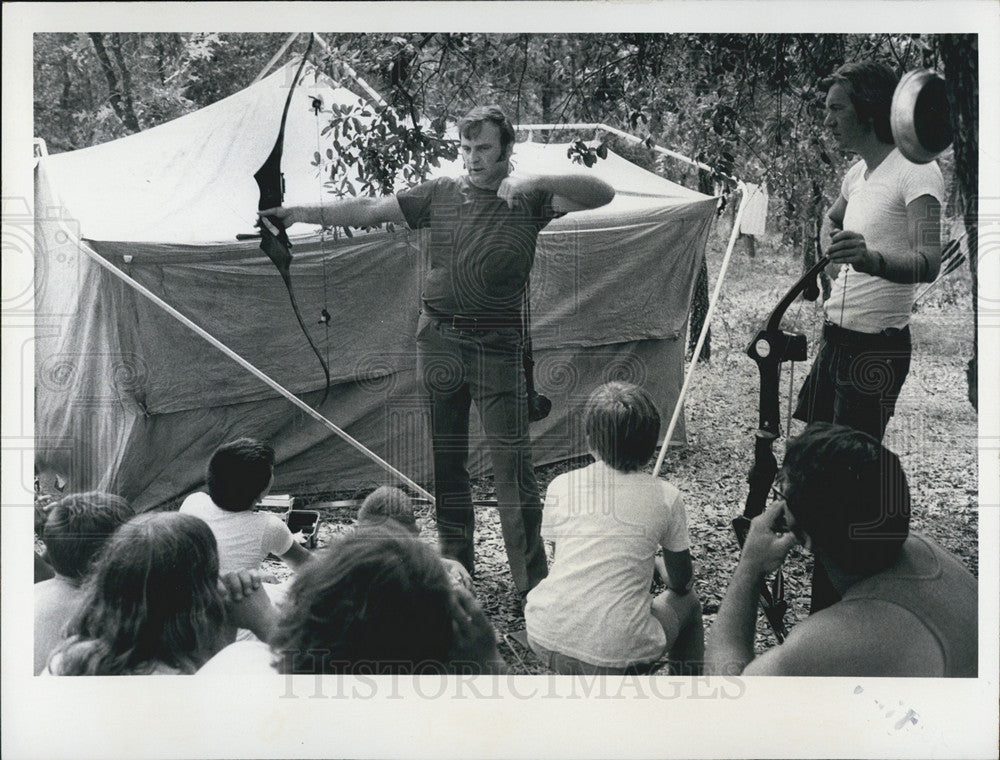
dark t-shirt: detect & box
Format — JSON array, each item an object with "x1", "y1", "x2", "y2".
[{"x1": 396, "y1": 175, "x2": 560, "y2": 319}]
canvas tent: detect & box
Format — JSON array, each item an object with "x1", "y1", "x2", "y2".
[{"x1": 34, "y1": 62, "x2": 717, "y2": 511}]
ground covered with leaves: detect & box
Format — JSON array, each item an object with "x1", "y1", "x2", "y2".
[{"x1": 279, "y1": 228, "x2": 978, "y2": 673}]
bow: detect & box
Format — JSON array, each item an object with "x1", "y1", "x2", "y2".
[
  {"x1": 733, "y1": 254, "x2": 831, "y2": 642},
  {"x1": 254, "y1": 33, "x2": 331, "y2": 404}
]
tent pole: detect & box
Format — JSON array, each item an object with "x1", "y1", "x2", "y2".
[
  {"x1": 651, "y1": 182, "x2": 753, "y2": 479},
  {"x1": 252, "y1": 32, "x2": 302, "y2": 84},
  {"x1": 311, "y1": 33, "x2": 387, "y2": 106},
  {"x1": 74, "y1": 242, "x2": 435, "y2": 503}
]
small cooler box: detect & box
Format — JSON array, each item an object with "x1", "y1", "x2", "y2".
[{"x1": 287, "y1": 509, "x2": 321, "y2": 549}]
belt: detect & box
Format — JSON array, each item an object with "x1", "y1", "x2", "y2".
[
  {"x1": 823, "y1": 321, "x2": 909, "y2": 349},
  {"x1": 437, "y1": 314, "x2": 521, "y2": 331}
]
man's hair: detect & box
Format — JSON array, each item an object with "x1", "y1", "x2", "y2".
[
  {"x1": 206, "y1": 438, "x2": 275, "y2": 512},
  {"x1": 271, "y1": 532, "x2": 457, "y2": 674},
  {"x1": 828, "y1": 61, "x2": 899, "y2": 144},
  {"x1": 357, "y1": 486, "x2": 418, "y2": 535},
  {"x1": 584, "y1": 381, "x2": 661, "y2": 473},
  {"x1": 51, "y1": 512, "x2": 226, "y2": 675},
  {"x1": 458, "y1": 105, "x2": 516, "y2": 156},
  {"x1": 42, "y1": 492, "x2": 134, "y2": 581},
  {"x1": 782, "y1": 422, "x2": 911, "y2": 577}
]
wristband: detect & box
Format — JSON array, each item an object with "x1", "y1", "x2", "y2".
[{"x1": 871, "y1": 250, "x2": 887, "y2": 277}]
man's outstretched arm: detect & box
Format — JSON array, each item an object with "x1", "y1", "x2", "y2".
[
  {"x1": 261, "y1": 195, "x2": 408, "y2": 229},
  {"x1": 705, "y1": 502, "x2": 798, "y2": 675}
]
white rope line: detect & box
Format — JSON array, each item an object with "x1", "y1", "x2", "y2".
[
  {"x1": 76, "y1": 240, "x2": 435, "y2": 503},
  {"x1": 514, "y1": 121, "x2": 737, "y2": 183},
  {"x1": 652, "y1": 183, "x2": 755, "y2": 479}
]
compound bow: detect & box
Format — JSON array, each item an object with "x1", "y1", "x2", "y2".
[{"x1": 733, "y1": 253, "x2": 831, "y2": 642}]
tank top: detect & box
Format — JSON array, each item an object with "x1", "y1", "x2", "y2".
[{"x1": 843, "y1": 534, "x2": 977, "y2": 677}]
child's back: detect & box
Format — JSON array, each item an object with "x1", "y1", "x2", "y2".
[
  {"x1": 34, "y1": 491, "x2": 133, "y2": 674},
  {"x1": 180, "y1": 438, "x2": 307, "y2": 577},
  {"x1": 524, "y1": 382, "x2": 703, "y2": 674},
  {"x1": 180, "y1": 491, "x2": 294, "y2": 575},
  {"x1": 35, "y1": 576, "x2": 84, "y2": 675},
  {"x1": 525, "y1": 460, "x2": 688, "y2": 667}
]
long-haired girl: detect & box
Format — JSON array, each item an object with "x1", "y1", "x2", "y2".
[{"x1": 48, "y1": 512, "x2": 229, "y2": 675}]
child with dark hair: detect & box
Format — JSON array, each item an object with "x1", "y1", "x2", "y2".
[
  {"x1": 180, "y1": 438, "x2": 310, "y2": 576},
  {"x1": 356, "y1": 486, "x2": 473, "y2": 591},
  {"x1": 47, "y1": 512, "x2": 233, "y2": 675},
  {"x1": 34, "y1": 492, "x2": 134, "y2": 674},
  {"x1": 198, "y1": 531, "x2": 504, "y2": 675},
  {"x1": 524, "y1": 382, "x2": 704, "y2": 674}
]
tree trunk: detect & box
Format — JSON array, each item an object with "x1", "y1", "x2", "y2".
[
  {"x1": 88, "y1": 33, "x2": 140, "y2": 133},
  {"x1": 688, "y1": 257, "x2": 711, "y2": 362},
  {"x1": 941, "y1": 35, "x2": 978, "y2": 410},
  {"x1": 805, "y1": 181, "x2": 830, "y2": 300},
  {"x1": 688, "y1": 168, "x2": 715, "y2": 362}
]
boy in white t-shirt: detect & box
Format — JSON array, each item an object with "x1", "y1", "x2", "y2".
[
  {"x1": 180, "y1": 438, "x2": 310, "y2": 578},
  {"x1": 524, "y1": 382, "x2": 704, "y2": 675}
]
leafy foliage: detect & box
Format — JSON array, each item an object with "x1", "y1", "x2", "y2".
[
  {"x1": 34, "y1": 32, "x2": 975, "y2": 262},
  {"x1": 319, "y1": 99, "x2": 457, "y2": 198}
]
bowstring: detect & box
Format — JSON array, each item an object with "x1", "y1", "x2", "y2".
[{"x1": 311, "y1": 85, "x2": 333, "y2": 371}]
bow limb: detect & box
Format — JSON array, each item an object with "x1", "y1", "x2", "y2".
[
  {"x1": 259, "y1": 221, "x2": 332, "y2": 404},
  {"x1": 254, "y1": 34, "x2": 331, "y2": 404}
]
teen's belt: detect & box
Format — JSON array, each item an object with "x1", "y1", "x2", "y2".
[
  {"x1": 438, "y1": 314, "x2": 520, "y2": 331},
  {"x1": 823, "y1": 321, "x2": 910, "y2": 350}
]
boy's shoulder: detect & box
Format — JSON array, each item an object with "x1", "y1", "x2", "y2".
[
  {"x1": 611, "y1": 467, "x2": 682, "y2": 500},
  {"x1": 179, "y1": 491, "x2": 217, "y2": 515},
  {"x1": 653, "y1": 475, "x2": 682, "y2": 503},
  {"x1": 551, "y1": 463, "x2": 682, "y2": 504},
  {"x1": 34, "y1": 576, "x2": 79, "y2": 608}
]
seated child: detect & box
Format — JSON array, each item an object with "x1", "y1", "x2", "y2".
[
  {"x1": 48, "y1": 512, "x2": 240, "y2": 675},
  {"x1": 524, "y1": 381, "x2": 705, "y2": 675},
  {"x1": 199, "y1": 531, "x2": 504, "y2": 675},
  {"x1": 34, "y1": 492, "x2": 134, "y2": 674},
  {"x1": 180, "y1": 438, "x2": 310, "y2": 584},
  {"x1": 356, "y1": 486, "x2": 473, "y2": 591}
]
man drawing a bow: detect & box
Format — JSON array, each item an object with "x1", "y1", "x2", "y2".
[{"x1": 263, "y1": 105, "x2": 614, "y2": 600}]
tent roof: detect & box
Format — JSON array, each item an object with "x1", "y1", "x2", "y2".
[{"x1": 38, "y1": 61, "x2": 712, "y2": 247}]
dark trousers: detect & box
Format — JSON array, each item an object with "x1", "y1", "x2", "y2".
[
  {"x1": 793, "y1": 321, "x2": 911, "y2": 444},
  {"x1": 415, "y1": 314, "x2": 548, "y2": 594}
]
